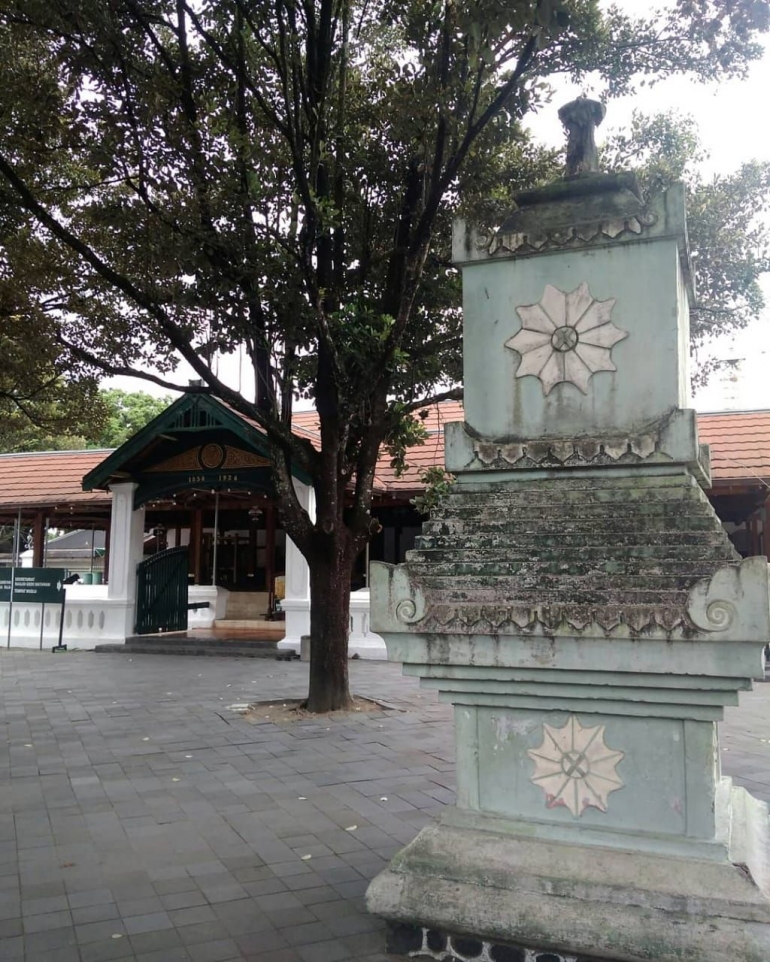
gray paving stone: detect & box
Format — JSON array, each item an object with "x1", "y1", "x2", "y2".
[
  {"x1": 162, "y1": 890, "x2": 209, "y2": 911},
  {"x1": 22, "y1": 925, "x2": 78, "y2": 953},
  {"x1": 0, "y1": 919, "x2": 22, "y2": 939},
  {"x1": 234, "y1": 930, "x2": 291, "y2": 956},
  {"x1": 295, "y1": 939, "x2": 351, "y2": 962},
  {"x1": 187, "y1": 938, "x2": 241, "y2": 962},
  {"x1": 22, "y1": 909, "x2": 73, "y2": 934},
  {"x1": 134, "y1": 948, "x2": 191, "y2": 962},
  {"x1": 23, "y1": 946, "x2": 82, "y2": 962},
  {"x1": 72, "y1": 902, "x2": 121, "y2": 925},
  {"x1": 0, "y1": 935, "x2": 23, "y2": 958},
  {"x1": 121, "y1": 911, "x2": 175, "y2": 936},
  {"x1": 170, "y1": 905, "x2": 219, "y2": 928},
  {"x1": 79, "y1": 936, "x2": 133, "y2": 962},
  {"x1": 177, "y1": 920, "x2": 231, "y2": 946},
  {"x1": 282, "y1": 922, "x2": 335, "y2": 947},
  {"x1": 128, "y1": 927, "x2": 184, "y2": 954},
  {"x1": 77, "y1": 918, "x2": 130, "y2": 944},
  {"x1": 241, "y1": 878, "x2": 287, "y2": 899},
  {"x1": 0, "y1": 651, "x2": 765, "y2": 960}
]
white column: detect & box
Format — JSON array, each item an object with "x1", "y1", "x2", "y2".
[
  {"x1": 278, "y1": 479, "x2": 314, "y2": 652},
  {"x1": 107, "y1": 482, "x2": 146, "y2": 639}
]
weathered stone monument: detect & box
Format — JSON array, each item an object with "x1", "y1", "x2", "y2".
[{"x1": 366, "y1": 100, "x2": 770, "y2": 962}]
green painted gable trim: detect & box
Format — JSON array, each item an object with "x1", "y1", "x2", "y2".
[{"x1": 82, "y1": 393, "x2": 311, "y2": 491}]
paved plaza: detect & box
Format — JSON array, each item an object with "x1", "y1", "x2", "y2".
[{"x1": 0, "y1": 651, "x2": 767, "y2": 962}]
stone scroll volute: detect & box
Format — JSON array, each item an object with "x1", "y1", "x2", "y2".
[
  {"x1": 369, "y1": 562, "x2": 426, "y2": 634},
  {"x1": 686, "y1": 556, "x2": 770, "y2": 640}
]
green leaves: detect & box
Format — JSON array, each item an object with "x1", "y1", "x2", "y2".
[
  {"x1": 603, "y1": 109, "x2": 770, "y2": 379},
  {"x1": 383, "y1": 405, "x2": 429, "y2": 478},
  {"x1": 411, "y1": 466, "x2": 455, "y2": 515},
  {"x1": 95, "y1": 389, "x2": 173, "y2": 447},
  {"x1": 0, "y1": 0, "x2": 768, "y2": 531}
]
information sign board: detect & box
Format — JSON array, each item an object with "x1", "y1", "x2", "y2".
[{"x1": 0, "y1": 568, "x2": 66, "y2": 604}]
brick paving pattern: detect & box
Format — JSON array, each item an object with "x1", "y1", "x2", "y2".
[{"x1": 0, "y1": 650, "x2": 765, "y2": 961}]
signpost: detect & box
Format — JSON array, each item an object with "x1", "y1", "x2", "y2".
[{"x1": 0, "y1": 568, "x2": 67, "y2": 651}]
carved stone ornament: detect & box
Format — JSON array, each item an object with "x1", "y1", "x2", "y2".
[
  {"x1": 558, "y1": 95, "x2": 606, "y2": 177},
  {"x1": 528, "y1": 716, "x2": 624, "y2": 818},
  {"x1": 396, "y1": 923, "x2": 593, "y2": 961},
  {"x1": 467, "y1": 435, "x2": 669, "y2": 471},
  {"x1": 419, "y1": 602, "x2": 690, "y2": 638},
  {"x1": 489, "y1": 209, "x2": 657, "y2": 258},
  {"x1": 506, "y1": 283, "x2": 628, "y2": 395}
]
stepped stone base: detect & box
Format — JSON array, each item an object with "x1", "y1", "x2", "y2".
[{"x1": 367, "y1": 782, "x2": 770, "y2": 962}]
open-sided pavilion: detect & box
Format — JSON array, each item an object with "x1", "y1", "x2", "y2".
[{"x1": 0, "y1": 396, "x2": 768, "y2": 652}]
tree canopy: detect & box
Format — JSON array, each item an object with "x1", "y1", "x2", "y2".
[
  {"x1": 0, "y1": 314, "x2": 105, "y2": 452},
  {"x1": 95, "y1": 388, "x2": 173, "y2": 448},
  {"x1": 0, "y1": 384, "x2": 172, "y2": 452},
  {"x1": 601, "y1": 111, "x2": 770, "y2": 379},
  {"x1": 1, "y1": 0, "x2": 768, "y2": 708}
]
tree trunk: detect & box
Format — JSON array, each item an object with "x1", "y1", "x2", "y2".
[{"x1": 306, "y1": 539, "x2": 355, "y2": 712}]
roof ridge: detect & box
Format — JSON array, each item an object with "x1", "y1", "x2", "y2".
[
  {"x1": 0, "y1": 448, "x2": 115, "y2": 459},
  {"x1": 698, "y1": 409, "x2": 770, "y2": 417}
]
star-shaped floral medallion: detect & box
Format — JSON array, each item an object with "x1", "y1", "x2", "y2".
[
  {"x1": 528, "y1": 715, "x2": 624, "y2": 818},
  {"x1": 505, "y1": 282, "x2": 628, "y2": 395}
]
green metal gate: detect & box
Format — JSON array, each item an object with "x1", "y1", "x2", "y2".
[{"x1": 135, "y1": 547, "x2": 189, "y2": 635}]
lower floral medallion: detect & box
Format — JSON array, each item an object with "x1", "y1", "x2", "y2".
[
  {"x1": 387, "y1": 923, "x2": 618, "y2": 962},
  {"x1": 528, "y1": 715, "x2": 625, "y2": 817}
]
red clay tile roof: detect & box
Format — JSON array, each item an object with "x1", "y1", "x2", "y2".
[
  {"x1": 374, "y1": 401, "x2": 465, "y2": 493},
  {"x1": 697, "y1": 410, "x2": 770, "y2": 485},
  {"x1": 0, "y1": 450, "x2": 113, "y2": 512},
  {"x1": 0, "y1": 403, "x2": 768, "y2": 511},
  {"x1": 291, "y1": 402, "x2": 465, "y2": 493}
]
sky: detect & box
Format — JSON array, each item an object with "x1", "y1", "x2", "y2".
[
  {"x1": 109, "y1": 4, "x2": 770, "y2": 413},
  {"x1": 523, "y1": 9, "x2": 770, "y2": 413}
]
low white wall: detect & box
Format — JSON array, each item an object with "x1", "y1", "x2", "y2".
[
  {"x1": 278, "y1": 588, "x2": 386, "y2": 660},
  {"x1": 1, "y1": 583, "x2": 386, "y2": 655},
  {"x1": 0, "y1": 584, "x2": 233, "y2": 648},
  {"x1": 279, "y1": 597, "x2": 311, "y2": 649},
  {"x1": 0, "y1": 585, "x2": 130, "y2": 649},
  {"x1": 188, "y1": 586, "x2": 229, "y2": 629},
  {"x1": 349, "y1": 588, "x2": 386, "y2": 659}
]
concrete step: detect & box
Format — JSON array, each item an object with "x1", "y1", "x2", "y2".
[
  {"x1": 95, "y1": 644, "x2": 279, "y2": 658},
  {"x1": 213, "y1": 619, "x2": 280, "y2": 631},
  {"x1": 95, "y1": 638, "x2": 281, "y2": 658},
  {"x1": 124, "y1": 634, "x2": 280, "y2": 647},
  {"x1": 224, "y1": 592, "x2": 270, "y2": 619}
]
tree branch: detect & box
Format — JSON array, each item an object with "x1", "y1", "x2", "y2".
[{"x1": 400, "y1": 387, "x2": 463, "y2": 414}]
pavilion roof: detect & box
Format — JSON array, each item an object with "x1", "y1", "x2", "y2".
[
  {"x1": 696, "y1": 410, "x2": 770, "y2": 487},
  {"x1": 0, "y1": 449, "x2": 112, "y2": 523},
  {"x1": 290, "y1": 403, "x2": 466, "y2": 494},
  {"x1": 0, "y1": 402, "x2": 768, "y2": 518}
]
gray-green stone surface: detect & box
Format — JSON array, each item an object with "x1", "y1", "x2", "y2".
[{"x1": 366, "y1": 173, "x2": 770, "y2": 961}]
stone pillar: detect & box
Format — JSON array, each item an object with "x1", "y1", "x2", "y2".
[
  {"x1": 367, "y1": 166, "x2": 770, "y2": 960},
  {"x1": 107, "y1": 482, "x2": 146, "y2": 639},
  {"x1": 278, "y1": 479, "x2": 315, "y2": 652}
]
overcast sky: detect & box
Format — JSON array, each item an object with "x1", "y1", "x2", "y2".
[
  {"x1": 110, "y1": 5, "x2": 770, "y2": 413},
  {"x1": 525, "y1": 6, "x2": 770, "y2": 413}
]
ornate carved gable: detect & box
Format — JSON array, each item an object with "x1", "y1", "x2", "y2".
[{"x1": 146, "y1": 444, "x2": 270, "y2": 473}]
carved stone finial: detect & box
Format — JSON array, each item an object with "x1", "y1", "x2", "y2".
[{"x1": 558, "y1": 95, "x2": 606, "y2": 177}]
